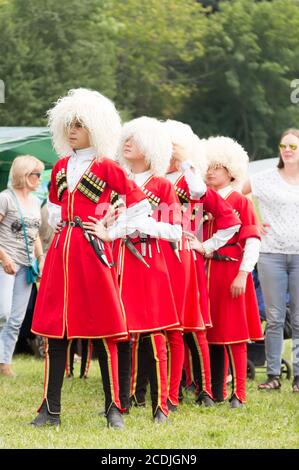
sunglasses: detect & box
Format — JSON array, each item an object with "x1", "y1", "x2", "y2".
[
  {"x1": 29, "y1": 172, "x2": 42, "y2": 178},
  {"x1": 279, "y1": 143, "x2": 298, "y2": 151}
]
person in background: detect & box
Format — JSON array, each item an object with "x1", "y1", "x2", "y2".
[
  {"x1": 0, "y1": 155, "x2": 45, "y2": 377},
  {"x1": 243, "y1": 128, "x2": 299, "y2": 393},
  {"x1": 17, "y1": 181, "x2": 55, "y2": 359},
  {"x1": 39, "y1": 181, "x2": 54, "y2": 254}
]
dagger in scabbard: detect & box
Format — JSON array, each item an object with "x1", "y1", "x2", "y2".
[
  {"x1": 170, "y1": 241, "x2": 181, "y2": 262},
  {"x1": 74, "y1": 216, "x2": 113, "y2": 268},
  {"x1": 124, "y1": 237, "x2": 150, "y2": 268},
  {"x1": 211, "y1": 252, "x2": 238, "y2": 262}
]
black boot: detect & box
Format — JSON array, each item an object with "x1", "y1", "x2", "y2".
[
  {"x1": 30, "y1": 401, "x2": 60, "y2": 427},
  {"x1": 230, "y1": 394, "x2": 244, "y2": 409},
  {"x1": 196, "y1": 391, "x2": 215, "y2": 407},
  {"x1": 129, "y1": 395, "x2": 146, "y2": 408},
  {"x1": 106, "y1": 404, "x2": 124, "y2": 429},
  {"x1": 154, "y1": 408, "x2": 168, "y2": 424}
]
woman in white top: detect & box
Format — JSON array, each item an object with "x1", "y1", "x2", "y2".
[
  {"x1": 0, "y1": 155, "x2": 45, "y2": 377},
  {"x1": 243, "y1": 128, "x2": 299, "y2": 393}
]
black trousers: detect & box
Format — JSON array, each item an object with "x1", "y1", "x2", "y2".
[
  {"x1": 44, "y1": 338, "x2": 118, "y2": 414},
  {"x1": 117, "y1": 340, "x2": 132, "y2": 410},
  {"x1": 209, "y1": 344, "x2": 227, "y2": 402},
  {"x1": 44, "y1": 338, "x2": 68, "y2": 414}
]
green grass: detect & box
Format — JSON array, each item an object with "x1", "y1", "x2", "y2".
[{"x1": 0, "y1": 342, "x2": 298, "y2": 449}]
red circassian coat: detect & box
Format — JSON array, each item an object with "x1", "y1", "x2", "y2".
[
  {"x1": 31, "y1": 157, "x2": 146, "y2": 340},
  {"x1": 163, "y1": 173, "x2": 204, "y2": 331},
  {"x1": 195, "y1": 187, "x2": 242, "y2": 327},
  {"x1": 204, "y1": 189, "x2": 263, "y2": 344},
  {"x1": 114, "y1": 175, "x2": 181, "y2": 333}
]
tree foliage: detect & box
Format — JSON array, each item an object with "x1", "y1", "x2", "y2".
[
  {"x1": 0, "y1": 0, "x2": 119, "y2": 125},
  {"x1": 107, "y1": 0, "x2": 207, "y2": 119},
  {"x1": 179, "y1": 0, "x2": 299, "y2": 157},
  {"x1": 1, "y1": 0, "x2": 299, "y2": 158}
]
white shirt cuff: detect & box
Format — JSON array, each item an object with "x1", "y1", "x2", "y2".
[
  {"x1": 202, "y1": 224, "x2": 240, "y2": 254},
  {"x1": 240, "y1": 237, "x2": 261, "y2": 272},
  {"x1": 182, "y1": 162, "x2": 206, "y2": 199},
  {"x1": 108, "y1": 199, "x2": 152, "y2": 241}
]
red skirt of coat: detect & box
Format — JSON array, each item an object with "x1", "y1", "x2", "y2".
[
  {"x1": 206, "y1": 244, "x2": 263, "y2": 344},
  {"x1": 32, "y1": 227, "x2": 128, "y2": 340},
  {"x1": 161, "y1": 238, "x2": 205, "y2": 331},
  {"x1": 194, "y1": 254, "x2": 212, "y2": 328},
  {"x1": 114, "y1": 237, "x2": 180, "y2": 333}
]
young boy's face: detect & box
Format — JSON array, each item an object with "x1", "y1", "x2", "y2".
[
  {"x1": 205, "y1": 164, "x2": 232, "y2": 190},
  {"x1": 67, "y1": 120, "x2": 91, "y2": 150},
  {"x1": 123, "y1": 138, "x2": 144, "y2": 162},
  {"x1": 166, "y1": 144, "x2": 185, "y2": 174}
]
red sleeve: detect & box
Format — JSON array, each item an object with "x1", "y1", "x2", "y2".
[
  {"x1": 237, "y1": 196, "x2": 261, "y2": 242},
  {"x1": 100, "y1": 159, "x2": 147, "y2": 207},
  {"x1": 180, "y1": 176, "x2": 191, "y2": 199},
  {"x1": 201, "y1": 188, "x2": 241, "y2": 229},
  {"x1": 158, "y1": 178, "x2": 182, "y2": 225},
  {"x1": 49, "y1": 161, "x2": 62, "y2": 206}
]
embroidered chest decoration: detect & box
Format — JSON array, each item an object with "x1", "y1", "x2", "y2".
[
  {"x1": 77, "y1": 171, "x2": 107, "y2": 203},
  {"x1": 175, "y1": 185, "x2": 189, "y2": 212},
  {"x1": 191, "y1": 205, "x2": 200, "y2": 221},
  {"x1": 142, "y1": 187, "x2": 161, "y2": 211},
  {"x1": 110, "y1": 191, "x2": 125, "y2": 209},
  {"x1": 56, "y1": 168, "x2": 67, "y2": 201}
]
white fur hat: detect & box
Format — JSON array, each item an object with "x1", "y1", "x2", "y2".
[
  {"x1": 47, "y1": 88, "x2": 121, "y2": 160},
  {"x1": 204, "y1": 136, "x2": 249, "y2": 189},
  {"x1": 163, "y1": 119, "x2": 207, "y2": 175},
  {"x1": 119, "y1": 116, "x2": 173, "y2": 176}
]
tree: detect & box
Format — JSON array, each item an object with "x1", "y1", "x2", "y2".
[
  {"x1": 0, "y1": 0, "x2": 119, "y2": 125},
  {"x1": 108, "y1": 0, "x2": 208, "y2": 119},
  {"x1": 179, "y1": 0, "x2": 299, "y2": 158}
]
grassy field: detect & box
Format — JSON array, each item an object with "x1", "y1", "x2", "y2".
[{"x1": 0, "y1": 343, "x2": 298, "y2": 449}]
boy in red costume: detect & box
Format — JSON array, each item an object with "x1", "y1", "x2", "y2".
[
  {"x1": 112, "y1": 116, "x2": 182, "y2": 423},
  {"x1": 165, "y1": 121, "x2": 240, "y2": 407},
  {"x1": 31, "y1": 89, "x2": 152, "y2": 428},
  {"x1": 189, "y1": 136, "x2": 263, "y2": 407}
]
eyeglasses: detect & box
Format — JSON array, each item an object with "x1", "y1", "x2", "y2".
[
  {"x1": 29, "y1": 172, "x2": 42, "y2": 178},
  {"x1": 279, "y1": 143, "x2": 298, "y2": 151}
]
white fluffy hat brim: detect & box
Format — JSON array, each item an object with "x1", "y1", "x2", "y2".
[
  {"x1": 119, "y1": 116, "x2": 173, "y2": 176},
  {"x1": 204, "y1": 136, "x2": 249, "y2": 188},
  {"x1": 164, "y1": 119, "x2": 207, "y2": 175}
]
